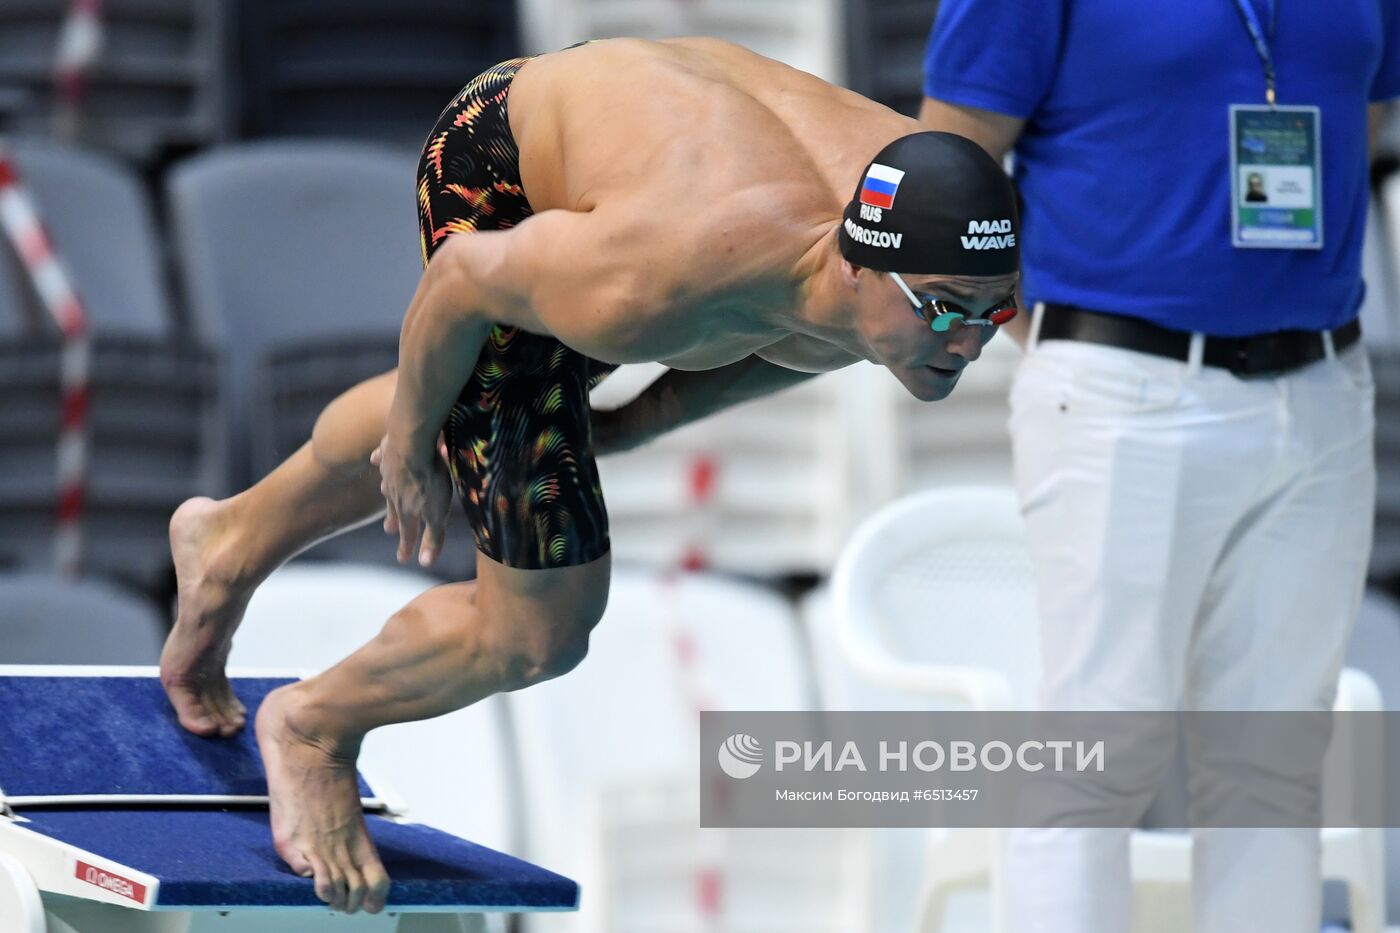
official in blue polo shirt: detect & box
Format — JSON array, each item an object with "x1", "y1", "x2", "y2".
[{"x1": 921, "y1": 1, "x2": 1398, "y2": 931}]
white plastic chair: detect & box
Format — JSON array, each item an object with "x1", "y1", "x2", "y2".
[
  {"x1": 508, "y1": 566, "x2": 868, "y2": 933},
  {"x1": 829, "y1": 485, "x2": 1386, "y2": 933},
  {"x1": 801, "y1": 586, "x2": 956, "y2": 933},
  {"x1": 225, "y1": 562, "x2": 517, "y2": 858},
  {"x1": 831, "y1": 485, "x2": 1040, "y2": 712}
]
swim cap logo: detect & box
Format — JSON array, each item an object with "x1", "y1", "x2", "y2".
[
  {"x1": 844, "y1": 218, "x2": 903, "y2": 250},
  {"x1": 962, "y1": 219, "x2": 1015, "y2": 251}
]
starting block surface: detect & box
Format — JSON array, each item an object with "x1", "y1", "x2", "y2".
[
  {"x1": 0, "y1": 675, "x2": 376, "y2": 804},
  {"x1": 0, "y1": 667, "x2": 578, "y2": 919}
]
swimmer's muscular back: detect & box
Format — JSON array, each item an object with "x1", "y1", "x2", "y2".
[
  {"x1": 510, "y1": 38, "x2": 905, "y2": 217},
  {"x1": 464, "y1": 38, "x2": 919, "y2": 368}
]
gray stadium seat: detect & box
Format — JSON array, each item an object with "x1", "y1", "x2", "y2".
[
  {"x1": 2, "y1": 137, "x2": 174, "y2": 337},
  {"x1": 168, "y1": 140, "x2": 420, "y2": 482},
  {"x1": 0, "y1": 571, "x2": 165, "y2": 664},
  {"x1": 237, "y1": 0, "x2": 520, "y2": 146},
  {"x1": 258, "y1": 335, "x2": 398, "y2": 474},
  {"x1": 0, "y1": 0, "x2": 229, "y2": 162},
  {"x1": 0, "y1": 240, "x2": 33, "y2": 337},
  {"x1": 167, "y1": 140, "x2": 474, "y2": 575},
  {"x1": 0, "y1": 337, "x2": 220, "y2": 585},
  {"x1": 0, "y1": 139, "x2": 220, "y2": 588}
]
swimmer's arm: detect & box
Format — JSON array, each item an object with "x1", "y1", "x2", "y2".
[
  {"x1": 592, "y1": 356, "x2": 832, "y2": 455},
  {"x1": 377, "y1": 233, "x2": 505, "y2": 564},
  {"x1": 383, "y1": 211, "x2": 647, "y2": 562},
  {"x1": 391, "y1": 210, "x2": 650, "y2": 450},
  {"x1": 390, "y1": 237, "x2": 500, "y2": 451}
]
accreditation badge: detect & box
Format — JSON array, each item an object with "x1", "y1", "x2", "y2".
[{"x1": 1230, "y1": 104, "x2": 1322, "y2": 249}]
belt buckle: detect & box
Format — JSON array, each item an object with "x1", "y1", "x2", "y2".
[
  {"x1": 1232, "y1": 331, "x2": 1319, "y2": 378},
  {"x1": 1231, "y1": 333, "x2": 1285, "y2": 377}
]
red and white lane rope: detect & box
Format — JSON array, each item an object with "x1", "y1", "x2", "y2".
[
  {"x1": 0, "y1": 151, "x2": 92, "y2": 575},
  {"x1": 53, "y1": 0, "x2": 105, "y2": 136}
]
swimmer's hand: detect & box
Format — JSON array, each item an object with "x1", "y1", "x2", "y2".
[{"x1": 371, "y1": 430, "x2": 453, "y2": 567}]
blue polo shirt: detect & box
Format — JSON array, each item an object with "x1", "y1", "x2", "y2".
[{"x1": 924, "y1": 0, "x2": 1400, "y2": 336}]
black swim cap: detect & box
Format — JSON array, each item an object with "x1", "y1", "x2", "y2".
[{"x1": 838, "y1": 132, "x2": 1020, "y2": 277}]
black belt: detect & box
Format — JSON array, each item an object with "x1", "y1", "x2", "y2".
[{"x1": 1038, "y1": 304, "x2": 1362, "y2": 377}]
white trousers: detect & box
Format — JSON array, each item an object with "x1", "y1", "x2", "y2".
[{"x1": 1003, "y1": 322, "x2": 1376, "y2": 933}]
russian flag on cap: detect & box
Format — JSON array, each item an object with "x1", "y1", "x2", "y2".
[{"x1": 859, "y1": 163, "x2": 905, "y2": 210}]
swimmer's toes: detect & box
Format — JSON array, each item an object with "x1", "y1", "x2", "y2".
[
  {"x1": 277, "y1": 839, "x2": 314, "y2": 880},
  {"x1": 363, "y1": 869, "x2": 391, "y2": 914},
  {"x1": 353, "y1": 839, "x2": 390, "y2": 914},
  {"x1": 342, "y1": 863, "x2": 369, "y2": 914},
  {"x1": 308, "y1": 852, "x2": 345, "y2": 911},
  {"x1": 165, "y1": 684, "x2": 222, "y2": 736},
  {"x1": 210, "y1": 685, "x2": 246, "y2": 736}
]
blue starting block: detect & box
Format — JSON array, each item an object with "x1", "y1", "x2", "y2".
[{"x1": 0, "y1": 666, "x2": 579, "y2": 932}]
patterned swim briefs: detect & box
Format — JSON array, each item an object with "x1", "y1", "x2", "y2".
[{"x1": 415, "y1": 56, "x2": 618, "y2": 570}]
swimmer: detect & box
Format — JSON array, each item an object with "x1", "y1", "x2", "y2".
[{"x1": 161, "y1": 37, "x2": 1021, "y2": 915}]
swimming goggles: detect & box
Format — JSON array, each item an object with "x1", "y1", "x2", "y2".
[{"x1": 890, "y1": 271, "x2": 1019, "y2": 333}]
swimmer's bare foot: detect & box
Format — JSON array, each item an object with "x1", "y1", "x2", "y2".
[
  {"x1": 162, "y1": 496, "x2": 253, "y2": 738},
  {"x1": 257, "y1": 684, "x2": 390, "y2": 914}
]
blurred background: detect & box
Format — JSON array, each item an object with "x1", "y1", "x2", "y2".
[{"x1": 2, "y1": 1, "x2": 1400, "y2": 931}]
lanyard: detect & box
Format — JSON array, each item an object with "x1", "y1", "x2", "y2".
[{"x1": 1231, "y1": 0, "x2": 1278, "y2": 106}]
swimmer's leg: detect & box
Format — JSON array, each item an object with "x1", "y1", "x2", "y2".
[
  {"x1": 164, "y1": 370, "x2": 398, "y2": 737},
  {"x1": 257, "y1": 549, "x2": 609, "y2": 913}
]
